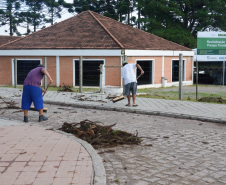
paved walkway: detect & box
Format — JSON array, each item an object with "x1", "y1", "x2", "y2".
[
  {"x1": 0, "y1": 118, "x2": 93, "y2": 185},
  {"x1": 1, "y1": 87, "x2": 226, "y2": 123},
  {"x1": 1, "y1": 87, "x2": 226, "y2": 185}
]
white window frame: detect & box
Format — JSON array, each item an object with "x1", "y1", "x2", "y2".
[
  {"x1": 11, "y1": 58, "x2": 42, "y2": 85},
  {"x1": 73, "y1": 59, "x2": 105, "y2": 87},
  {"x1": 135, "y1": 59, "x2": 155, "y2": 85},
  {"x1": 171, "y1": 59, "x2": 186, "y2": 83}
]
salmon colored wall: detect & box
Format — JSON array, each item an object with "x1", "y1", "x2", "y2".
[
  {"x1": 59, "y1": 56, "x2": 74, "y2": 86},
  {"x1": 0, "y1": 56, "x2": 12, "y2": 85},
  {"x1": 0, "y1": 56, "x2": 56, "y2": 86},
  {"x1": 59, "y1": 56, "x2": 121, "y2": 86},
  {"x1": 186, "y1": 56, "x2": 193, "y2": 81},
  {"x1": 164, "y1": 56, "x2": 193, "y2": 83},
  {"x1": 0, "y1": 55, "x2": 193, "y2": 87}
]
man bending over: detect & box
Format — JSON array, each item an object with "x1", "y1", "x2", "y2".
[
  {"x1": 121, "y1": 61, "x2": 144, "y2": 107},
  {"x1": 21, "y1": 64, "x2": 53, "y2": 122}
]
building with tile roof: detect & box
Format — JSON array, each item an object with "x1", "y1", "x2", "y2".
[
  {"x1": 0, "y1": 10, "x2": 194, "y2": 88},
  {"x1": 0, "y1": 35, "x2": 21, "y2": 47}
]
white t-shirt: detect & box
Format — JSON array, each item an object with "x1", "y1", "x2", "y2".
[{"x1": 121, "y1": 64, "x2": 137, "y2": 85}]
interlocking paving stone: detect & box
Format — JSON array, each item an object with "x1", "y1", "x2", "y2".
[
  {"x1": 2, "y1": 87, "x2": 226, "y2": 184},
  {"x1": 0, "y1": 124, "x2": 93, "y2": 185}
]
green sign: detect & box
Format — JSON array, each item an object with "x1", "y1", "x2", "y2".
[{"x1": 197, "y1": 38, "x2": 226, "y2": 55}]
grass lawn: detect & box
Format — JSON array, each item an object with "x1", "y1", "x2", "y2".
[{"x1": 137, "y1": 85, "x2": 226, "y2": 103}]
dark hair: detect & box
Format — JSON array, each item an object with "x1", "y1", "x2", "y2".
[
  {"x1": 123, "y1": 62, "x2": 128, "y2": 66},
  {"x1": 37, "y1": 64, "x2": 44, "y2": 67}
]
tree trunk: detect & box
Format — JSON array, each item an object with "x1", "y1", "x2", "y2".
[
  {"x1": 9, "y1": 8, "x2": 13, "y2": 36},
  {"x1": 127, "y1": 1, "x2": 130, "y2": 25}
]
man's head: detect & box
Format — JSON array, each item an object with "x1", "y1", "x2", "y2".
[
  {"x1": 122, "y1": 61, "x2": 128, "y2": 66},
  {"x1": 37, "y1": 64, "x2": 44, "y2": 67}
]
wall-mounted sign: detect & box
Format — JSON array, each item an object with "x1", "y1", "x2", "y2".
[{"x1": 197, "y1": 32, "x2": 226, "y2": 61}]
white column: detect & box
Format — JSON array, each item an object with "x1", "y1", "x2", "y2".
[
  {"x1": 11, "y1": 59, "x2": 14, "y2": 85},
  {"x1": 56, "y1": 56, "x2": 60, "y2": 87}
]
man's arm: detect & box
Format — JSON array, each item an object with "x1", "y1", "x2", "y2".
[
  {"x1": 41, "y1": 68, "x2": 53, "y2": 84},
  {"x1": 136, "y1": 64, "x2": 144, "y2": 75}
]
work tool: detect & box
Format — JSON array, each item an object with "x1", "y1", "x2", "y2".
[
  {"x1": 113, "y1": 74, "x2": 142, "y2": 103},
  {"x1": 30, "y1": 82, "x2": 50, "y2": 112}
]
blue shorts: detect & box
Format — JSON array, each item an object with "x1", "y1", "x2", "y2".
[
  {"x1": 21, "y1": 85, "x2": 43, "y2": 110},
  {"x1": 124, "y1": 82, "x2": 137, "y2": 96}
]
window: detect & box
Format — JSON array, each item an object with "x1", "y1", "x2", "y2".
[
  {"x1": 172, "y1": 60, "x2": 185, "y2": 82},
  {"x1": 17, "y1": 60, "x2": 41, "y2": 85},
  {"x1": 136, "y1": 60, "x2": 152, "y2": 85},
  {"x1": 75, "y1": 60, "x2": 104, "y2": 86}
]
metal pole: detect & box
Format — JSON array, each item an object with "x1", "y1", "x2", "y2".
[
  {"x1": 14, "y1": 58, "x2": 17, "y2": 88},
  {"x1": 124, "y1": 55, "x2": 127, "y2": 62},
  {"x1": 223, "y1": 61, "x2": 225, "y2": 86},
  {"x1": 101, "y1": 64, "x2": 105, "y2": 93},
  {"x1": 79, "y1": 56, "x2": 83, "y2": 93},
  {"x1": 44, "y1": 57, "x2": 47, "y2": 89},
  {"x1": 196, "y1": 59, "x2": 198, "y2": 100},
  {"x1": 179, "y1": 53, "x2": 183, "y2": 100}
]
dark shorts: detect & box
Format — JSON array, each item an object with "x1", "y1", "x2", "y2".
[
  {"x1": 124, "y1": 82, "x2": 137, "y2": 96},
  {"x1": 21, "y1": 85, "x2": 43, "y2": 110}
]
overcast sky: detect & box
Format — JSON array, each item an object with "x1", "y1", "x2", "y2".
[{"x1": 0, "y1": 0, "x2": 74, "y2": 36}]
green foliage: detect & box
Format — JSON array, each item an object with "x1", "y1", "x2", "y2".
[
  {"x1": 134, "y1": 0, "x2": 226, "y2": 48},
  {"x1": 0, "y1": 0, "x2": 25, "y2": 36}
]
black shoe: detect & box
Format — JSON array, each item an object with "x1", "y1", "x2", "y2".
[
  {"x1": 39, "y1": 115, "x2": 48, "y2": 122},
  {"x1": 23, "y1": 116, "x2": 28, "y2": 122}
]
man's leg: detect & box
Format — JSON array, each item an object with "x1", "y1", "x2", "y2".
[
  {"x1": 124, "y1": 83, "x2": 131, "y2": 106},
  {"x1": 127, "y1": 95, "x2": 131, "y2": 106},
  {"x1": 131, "y1": 82, "x2": 138, "y2": 106},
  {"x1": 38, "y1": 109, "x2": 43, "y2": 116},
  {"x1": 24, "y1": 110, "x2": 28, "y2": 116},
  {"x1": 23, "y1": 110, "x2": 28, "y2": 122},
  {"x1": 21, "y1": 86, "x2": 31, "y2": 123},
  {"x1": 132, "y1": 94, "x2": 136, "y2": 106},
  {"x1": 30, "y1": 86, "x2": 48, "y2": 122},
  {"x1": 38, "y1": 109, "x2": 48, "y2": 122}
]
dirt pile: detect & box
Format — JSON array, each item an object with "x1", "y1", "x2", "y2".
[
  {"x1": 198, "y1": 97, "x2": 226, "y2": 103},
  {"x1": 59, "y1": 119, "x2": 142, "y2": 149}
]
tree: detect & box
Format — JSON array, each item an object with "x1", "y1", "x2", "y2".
[
  {"x1": 137, "y1": 0, "x2": 226, "y2": 48},
  {"x1": 43, "y1": 0, "x2": 65, "y2": 25},
  {"x1": 116, "y1": 0, "x2": 133, "y2": 24},
  {"x1": 23, "y1": 0, "x2": 46, "y2": 32},
  {"x1": 0, "y1": 0, "x2": 25, "y2": 36},
  {"x1": 103, "y1": 0, "x2": 117, "y2": 20}
]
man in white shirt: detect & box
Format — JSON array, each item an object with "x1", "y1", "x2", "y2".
[{"x1": 121, "y1": 61, "x2": 144, "y2": 106}]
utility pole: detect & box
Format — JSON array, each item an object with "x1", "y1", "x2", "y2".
[
  {"x1": 179, "y1": 53, "x2": 183, "y2": 100},
  {"x1": 79, "y1": 56, "x2": 83, "y2": 93}
]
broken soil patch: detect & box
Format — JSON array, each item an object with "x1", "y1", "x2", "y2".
[{"x1": 198, "y1": 97, "x2": 226, "y2": 104}]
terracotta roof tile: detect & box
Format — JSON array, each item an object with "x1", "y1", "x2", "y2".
[
  {"x1": 0, "y1": 11, "x2": 191, "y2": 51},
  {"x1": 0, "y1": 35, "x2": 21, "y2": 46}
]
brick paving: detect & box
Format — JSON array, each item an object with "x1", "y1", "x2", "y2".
[
  {"x1": 1, "y1": 87, "x2": 226, "y2": 184},
  {"x1": 0, "y1": 123, "x2": 93, "y2": 185}
]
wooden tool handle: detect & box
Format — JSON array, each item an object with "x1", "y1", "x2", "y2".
[
  {"x1": 43, "y1": 83, "x2": 51, "y2": 97},
  {"x1": 137, "y1": 74, "x2": 142, "y2": 80}
]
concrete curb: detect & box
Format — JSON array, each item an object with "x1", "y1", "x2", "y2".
[
  {"x1": 55, "y1": 129, "x2": 106, "y2": 185},
  {"x1": 44, "y1": 100, "x2": 226, "y2": 124}
]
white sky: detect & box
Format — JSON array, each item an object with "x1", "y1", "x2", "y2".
[{"x1": 0, "y1": 0, "x2": 74, "y2": 36}]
